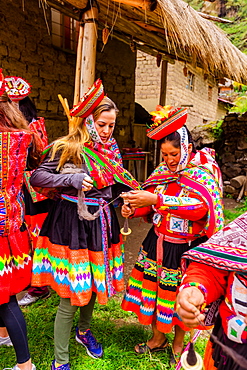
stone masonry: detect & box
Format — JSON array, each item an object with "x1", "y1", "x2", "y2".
[
  {"x1": 1, "y1": 0, "x2": 136, "y2": 147},
  {"x1": 218, "y1": 112, "x2": 247, "y2": 186}
]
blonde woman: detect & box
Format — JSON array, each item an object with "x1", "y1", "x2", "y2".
[{"x1": 30, "y1": 80, "x2": 140, "y2": 370}]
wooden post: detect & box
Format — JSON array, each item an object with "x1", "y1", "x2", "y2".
[
  {"x1": 73, "y1": 24, "x2": 84, "y2": 106},
  {"x1": 154, "y1": 60, "x2": 168, "y2": 167},
  {"x1": 80, "y1": 7, "x2": 98, "y2": 97}
]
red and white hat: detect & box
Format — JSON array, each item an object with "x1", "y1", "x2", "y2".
[
  {"x1": 70, "y1": 79, "x2": 105, "y2": 118},
  {"x1": 147, "y1": 105, "x2": 187, "y2": 140},
  {"x1": 0, "y1": 69, "x2": 6, "y2": 97},
  {"x1": 4, "y1": 76, "x2": 31, "y2": 101}
]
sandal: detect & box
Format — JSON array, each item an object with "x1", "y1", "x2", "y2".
[
  {"x1": 170, "y1": 347, "x2": 182, "y2": 366},
  {"x1": 134, "y1": 338, "x2": 169, "y2": 354}
]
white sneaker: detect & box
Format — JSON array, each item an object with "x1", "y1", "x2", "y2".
[
  {"x1": 0, "y1": 335, "x2": 13, "y2": 346},
  {"x1": 17, "y1": 293, "x2": 39, "y2": 306},
  {"x1": 4, "y1": 364, "x2": 36, "y2": 370}
]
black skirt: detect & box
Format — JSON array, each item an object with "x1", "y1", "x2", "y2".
[{"x1": 40, "y1": 198, "x2": 120, "y2": 250}]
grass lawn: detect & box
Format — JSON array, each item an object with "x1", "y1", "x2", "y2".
[{"x1": 0, "y1": 293, "x2": 208, "y2": 370}]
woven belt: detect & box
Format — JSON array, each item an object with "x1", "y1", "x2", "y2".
[{"x1": 60, "y1": 193, "x2": 116, "y2": 297}]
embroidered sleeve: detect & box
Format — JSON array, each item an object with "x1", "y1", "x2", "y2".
[
  {"x1": 181, "y1": 262, "x2": 228, "y2": 305},
  {"x1": 154, "y1": 194, "x2": 208, "y2": 221}
]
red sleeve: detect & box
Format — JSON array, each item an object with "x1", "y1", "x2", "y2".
[
  {"x1": 182, "y1": 262, "x2": 228, "y2": 304},
  {"x1": 131, "y1": 205, "x2": 153, "y2": 218}
]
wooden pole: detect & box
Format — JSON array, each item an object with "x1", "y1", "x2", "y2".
[
  {"x1": 73, "y1": 24, "x2": 84, "y2": 106},
  {"x1": 80, "y1": 7, "x2": 98, "y2": 97}
]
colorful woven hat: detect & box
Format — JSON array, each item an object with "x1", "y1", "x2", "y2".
[
  {"x1": 147, "y1": 105, "x2": 187, "y2": 140},
  {"x1": 4, "y1": 76, "x2": 31, "y2": 101},
  {"x1": 70, "y1": 79, "x2": 105, "y2": 118},
  {"x1": 0, "y1": 69, "x2": 5, "y2": 97}
]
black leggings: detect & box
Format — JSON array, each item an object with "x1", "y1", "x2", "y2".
[{"x1": 0, "y1": 295, "x2": 30, "y2": 364}]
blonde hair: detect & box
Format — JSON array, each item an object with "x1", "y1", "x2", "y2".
[{"x1": 51, "y1": 96, "x2": 118, "y2": 170}]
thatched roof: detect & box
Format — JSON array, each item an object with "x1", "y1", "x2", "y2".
[{"x1": 47, "y1": 0, "x2": 247, "y2": 84}]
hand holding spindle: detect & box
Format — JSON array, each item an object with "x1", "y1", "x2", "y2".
[{"x1": 120, "y1": 198, "x2": 132, "y2": 241}]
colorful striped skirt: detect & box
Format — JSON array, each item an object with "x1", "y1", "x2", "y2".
[
  {"x1": 122, "y1": 226, "x2": 205, "y2": 333},
  {"x1": 32, "y1": 196, "x2": 125, "y2": 306},
  {"x1": 0, "y1": 226, "x2": 32, "y2": 305}
]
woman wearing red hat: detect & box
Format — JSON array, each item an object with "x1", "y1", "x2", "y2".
[
  {"x1": 121, "y1": 105, "x2": 224, "y2": 364},
  {"x1": 30, "y1": 80, "x2": 140, "y2": 370},
  {"x1": 5, "y1": 76, "x2": 52, "y2": 306},
  {"x1": 0, "y1": 70, "x2": 42, "y2": 370}
]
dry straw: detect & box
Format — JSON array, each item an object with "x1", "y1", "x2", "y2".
[{"x1": 153, "y1": 0, "x2": 247, "y2": 82}]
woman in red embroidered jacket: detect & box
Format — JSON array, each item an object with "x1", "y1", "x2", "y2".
[
  {"x1": 0, "y1": 71, "x2": 42, "y2": 370},
  {"x1": 176, "y1": 211, "x2": 247, "y2": 370},
  {"x1": 5, "y1": 77, "x2": 52, "y2": 305},
  {"x1": 121, "y1": 105, "x2": 224, "y2": 364}
]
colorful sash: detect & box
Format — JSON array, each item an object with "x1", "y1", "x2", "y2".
[
  {"x1": 143, "y1": 148, "x2": 224, "y2": 237},
  {"x1": 81, "y1": 145, "x2": 141, "y2": 190},
  {"x1": 0, "y1": 131, "x2": 32, "y2": 235},
  {"x1": 61, "y1": 194, "x2": 116, "y2": 297}
]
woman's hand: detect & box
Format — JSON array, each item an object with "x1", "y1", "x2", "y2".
[
  {"x1": 82, "y1": 175, "x2": 93, "y2": 191},
  {"x1": 121, "y1": 190, "x2": 158, "y2": 208},
  {"x1": 176, "y1": 287, "x2": 205, "y2": 328},
  {"x1": 121, "y1": 203, "x2": 135, "y2": 218}
]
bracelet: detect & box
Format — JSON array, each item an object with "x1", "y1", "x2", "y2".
[
  {"x1": 155, "y1": 193, "x2": 163, "y2": 209},
  {"x1": 179, "y1": 282, "x2": 207, "y2": 301}
]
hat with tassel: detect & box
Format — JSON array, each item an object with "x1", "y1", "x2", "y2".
[
  {"x1": 147, "y1": 105, "x2": 187, "y2": 140},
  {"x1": 70, "y1": 79, "x2": 104, "y2": 118}
]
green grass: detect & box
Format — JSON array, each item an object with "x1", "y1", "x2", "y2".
[
  {"x1": 0, "y1": 293, "x2": 208, "y2": 370},
  {"x1": 224, "y1": 197, "x2": 247, "y2": 223}
]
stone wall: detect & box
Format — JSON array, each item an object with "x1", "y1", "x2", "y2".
[
  {"x1": 217, "y1": 112, "x2": 247, "y2": 197},
  {"x1": 1, "y1": 0, "x2": 136, "y2": 148},
  {"x1": 135, "y1": 51, "x2": 222, "y2": 131}
]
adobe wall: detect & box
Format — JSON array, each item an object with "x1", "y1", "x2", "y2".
[
  {"x1": 135, "y1": 51, "x2": 220, "y2": 131},
  {"x1": 0, "y1": 0, "x2": 136, "y2": 148}
]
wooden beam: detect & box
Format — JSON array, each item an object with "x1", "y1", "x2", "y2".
[
  {"x1": 74, "y1": 24, "x2": 84, "y2": 105},
  {"x1": 80, "y1": 7, "x2": 98, "y2": 96},
  {"x1": 197, "y1": 11, "x2": 233, "y2": 23},
  {"x1": 159, "y1": 60, "x2": 168, "y2": 105},
  {"x1": 111, "y1": 0, "x2": 149, "y2": 10},
  {"x1": 64, "y1": 0, "x2": 88, "y2": 9},
  {"x1": 46, "y1": 0, "x2": 80, "y2": 19}
]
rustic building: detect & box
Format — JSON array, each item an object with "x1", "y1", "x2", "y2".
[
  {"x1": 1, "y1": 0, "x2": 247, "y2": 180},
  {"x1": 135, "y1": 51, "x2": 230, "y2": 131},
  {"x1": 1, "y1": 0, "x2": 136, "y2": 147}
]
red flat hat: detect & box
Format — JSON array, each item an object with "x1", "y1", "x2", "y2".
[
  {"x1": 4, "y1": 76, "x2": 31, "y2": 101},
  {"x1": 0, "y1": 69, "x2": 5, "y2": 97},
  {"x1": 147, "y1": 106, "x2": 187, "y2": 140},
  {"x1": 70, "y1": 79, "x2": 104, "y2": 118}
]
